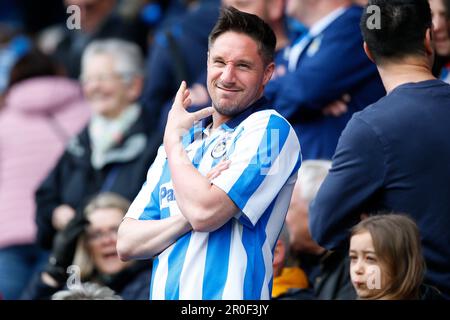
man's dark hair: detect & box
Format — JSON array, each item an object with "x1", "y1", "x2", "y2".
[
  {"x1": 208, "y1": 6, "x2": 276, "y2": 66},
  {"x1": 445, "y1": 0, "x2": 450, "y2": 19},
  {"x1": 360, "y1": 0, "x2": 432, "y2": 64}
]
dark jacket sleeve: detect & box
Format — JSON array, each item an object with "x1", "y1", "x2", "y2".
[
  {"x1": 21, "y1": 272, "x2": 62, "y2": 300},
  {"x1": 309, "y1": 115, "x2": 386, "y2": 249},
  {"x1": 35, "y1": 154, "x2": 66, "y2": 249},
  {"x1": 267, "y1": 16, "x2": 377, "y2": 119}
]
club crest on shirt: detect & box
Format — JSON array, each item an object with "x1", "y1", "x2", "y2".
[
  {"x1": 211, "y1": 139, "x2": 227, "y2": 159},
  {"x1": 211, "y1": 133, "x2": 232, "y2": 159}
]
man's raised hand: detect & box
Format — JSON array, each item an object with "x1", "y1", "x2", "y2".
[{"x1": 165, "y1": 81, "x2": 214, "y2": 140}]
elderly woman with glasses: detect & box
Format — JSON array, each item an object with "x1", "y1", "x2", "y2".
[
  {"x1": 34, "y1": 39, "x2": 160, "y2": 252},
  {"x1": 23, "y1": 193, "x2": 151, "y2": 300}
]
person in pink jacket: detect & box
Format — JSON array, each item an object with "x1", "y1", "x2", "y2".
[{"x1": 0, "y1": 49, "x2": 90, "y2": 299}]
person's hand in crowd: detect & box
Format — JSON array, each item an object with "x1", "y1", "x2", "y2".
[
  {"x1": 206, "y1": 159, "x2": 231, "y2": 182},
  {"x1": 322, "y1": 94, "x2": 351, "y2": 117},
  {"x1": 43, "y1": 214, "x2": 89, "y2": 287},
  {"x1": 52, "y1": 204, "x2": 76, "y2": 231}
]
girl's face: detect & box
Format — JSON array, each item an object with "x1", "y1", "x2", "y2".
[{"x1": 349, "y1": 231, "x2": 390, "y2": 299}]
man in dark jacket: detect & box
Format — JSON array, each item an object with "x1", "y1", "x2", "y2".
[
  {"x1": 265, "y1": 0, "x2": 385, "y2": 160},
  {"x1": 310, "y1": 0, "x2": 450, "y2": 299}
]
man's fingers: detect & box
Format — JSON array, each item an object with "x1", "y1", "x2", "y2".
[
  {"x1": 193, "y1": 106, "x2": 214, "y2": 121},
  {"x1": 175, "y1": 81, "x2": 187, "y2": 105},
  {"x1": 183, "y1": 97, "x2": 192, "y2": 108},
  {"x1": 216, "y1": 160, "x2": 231, "y2": 169}
]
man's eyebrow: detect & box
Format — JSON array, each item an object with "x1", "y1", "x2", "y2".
[
  {"x1": 210, "y1": 54, "x2": 254, "y2": 64},
  {"x1": 236, "y1": 59, "x2": 254, "y2": 66}
]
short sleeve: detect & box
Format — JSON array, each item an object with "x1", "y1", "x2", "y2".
[{"x1": 125, "y1": 145, "x2": 166, "y2": 220}]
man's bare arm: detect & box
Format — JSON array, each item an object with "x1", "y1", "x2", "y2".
[{"x1": 117, "y1": 215, "x2": 192, "y2": 261}]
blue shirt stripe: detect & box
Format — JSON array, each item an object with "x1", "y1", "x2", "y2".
[
  {"x1": 139, "y1": 182, "x2": 161, "y2": 220},
  {"x1": 242, "y1": 199, "x2": 275, "y2": 299},
  {"x1": 165, "y1": 233, "x2": 192, "y2": 299},
  {"x1": 202, "y1": 221, "x2": 233, "y2": 299}
]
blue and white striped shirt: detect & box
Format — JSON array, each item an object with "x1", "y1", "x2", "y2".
[{"x1": 126, "y1": 97, "x2": 302, "y2": 300}]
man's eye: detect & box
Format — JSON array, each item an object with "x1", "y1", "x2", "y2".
[{"x1": 238, "y1": 64, "x2": 250, "y2": 69}]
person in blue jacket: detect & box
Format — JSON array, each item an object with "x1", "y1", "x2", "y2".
[
  {"x1": 140, "y1": 0, "x2": 220, "y2": 135},
  {"x1": 265, "y1": 0, "x2": 385, "y2": 160},
  {"x1": 309, "y1": 0, "x2": 450, "y2": 299}
]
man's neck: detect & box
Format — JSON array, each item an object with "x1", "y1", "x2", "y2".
[{"x1": 377, "y1": 59, "x2": 436, "y2": 93}]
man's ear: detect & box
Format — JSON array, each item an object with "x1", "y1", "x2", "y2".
[
  {"x1": 424, "y1": 27, "x2": 434, "y2": 57},
  {"x1": 263, "y1": 62, "x2": 275, "y2": 85},
  {"x1": 363, "y1": 42, "x2": 375, "y2": 63},
  {"x1": 273, "y1": 239, "x2": 286, "y2": 267}
]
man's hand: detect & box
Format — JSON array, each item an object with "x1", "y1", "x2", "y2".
[
  {"x1": 52, "y1": 204, "x2": 76, "y2": 231},
  {"x1": 44, "y1": 214, "x2": 89, "y2": 285},
  {"x1": 206, "y1": 159, "x2": 231, "y2": 182},
  {"x1": 322, "y1": 94, "x2": 351, "y2": 117},
  {"x1": 164, "y1": 81, "x2": 214, "y2": 149}
]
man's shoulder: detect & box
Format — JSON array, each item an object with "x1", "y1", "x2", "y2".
[
  {"x1": 324, "y1": 5, "x2": 363, "y2": 34},
  {"x1": 240, "y1": 109, "x2": 293, "y2": 130},
  {"x1": 357, "y1": 80, "x2": 450, "y2": 122}
]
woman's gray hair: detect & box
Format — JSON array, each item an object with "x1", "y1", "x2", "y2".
[
  {"x1": 81, "y1": 38, "x2": 144, "y2": 81},
  {"x1": 51, "y1": 282, "x2": 123, "y2": 300}
]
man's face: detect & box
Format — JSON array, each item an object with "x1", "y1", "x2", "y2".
[
  {"x1": 207, "y1": 31, "x2": 274, "y2": 117},
  {"x1": 285, "y1": 188, "x2": 324, "y2": 255},
  {"x1": 286, "y1": 0, "x2": 309, "y2": 22}
]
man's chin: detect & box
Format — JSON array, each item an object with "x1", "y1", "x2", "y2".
[{"x1": 213, "y1": 101, "x2": 240, "y2": 117}]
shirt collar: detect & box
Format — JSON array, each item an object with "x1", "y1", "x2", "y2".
[
  {"x1": 200, "y1": 96, "x2": 271, "y2": 133},
  {"x1": 308, "y1": 6, "x2": 347, "y2": 38}
]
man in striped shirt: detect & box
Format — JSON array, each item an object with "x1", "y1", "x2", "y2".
[{"x1": 117, "y1": 7, "x2": 302, "y2": 300}]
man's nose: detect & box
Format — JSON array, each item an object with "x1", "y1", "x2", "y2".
[{"x1": 220, "y1": 64, "x2": 236, "y2": 84}]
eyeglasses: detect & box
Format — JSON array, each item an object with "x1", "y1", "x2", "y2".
[
  {"x1": 86, "y1": 226, "x2": 119, "y2": 243},
  {"x1": 79, "y1": 72, "x2": 133, "y2": 86}
]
